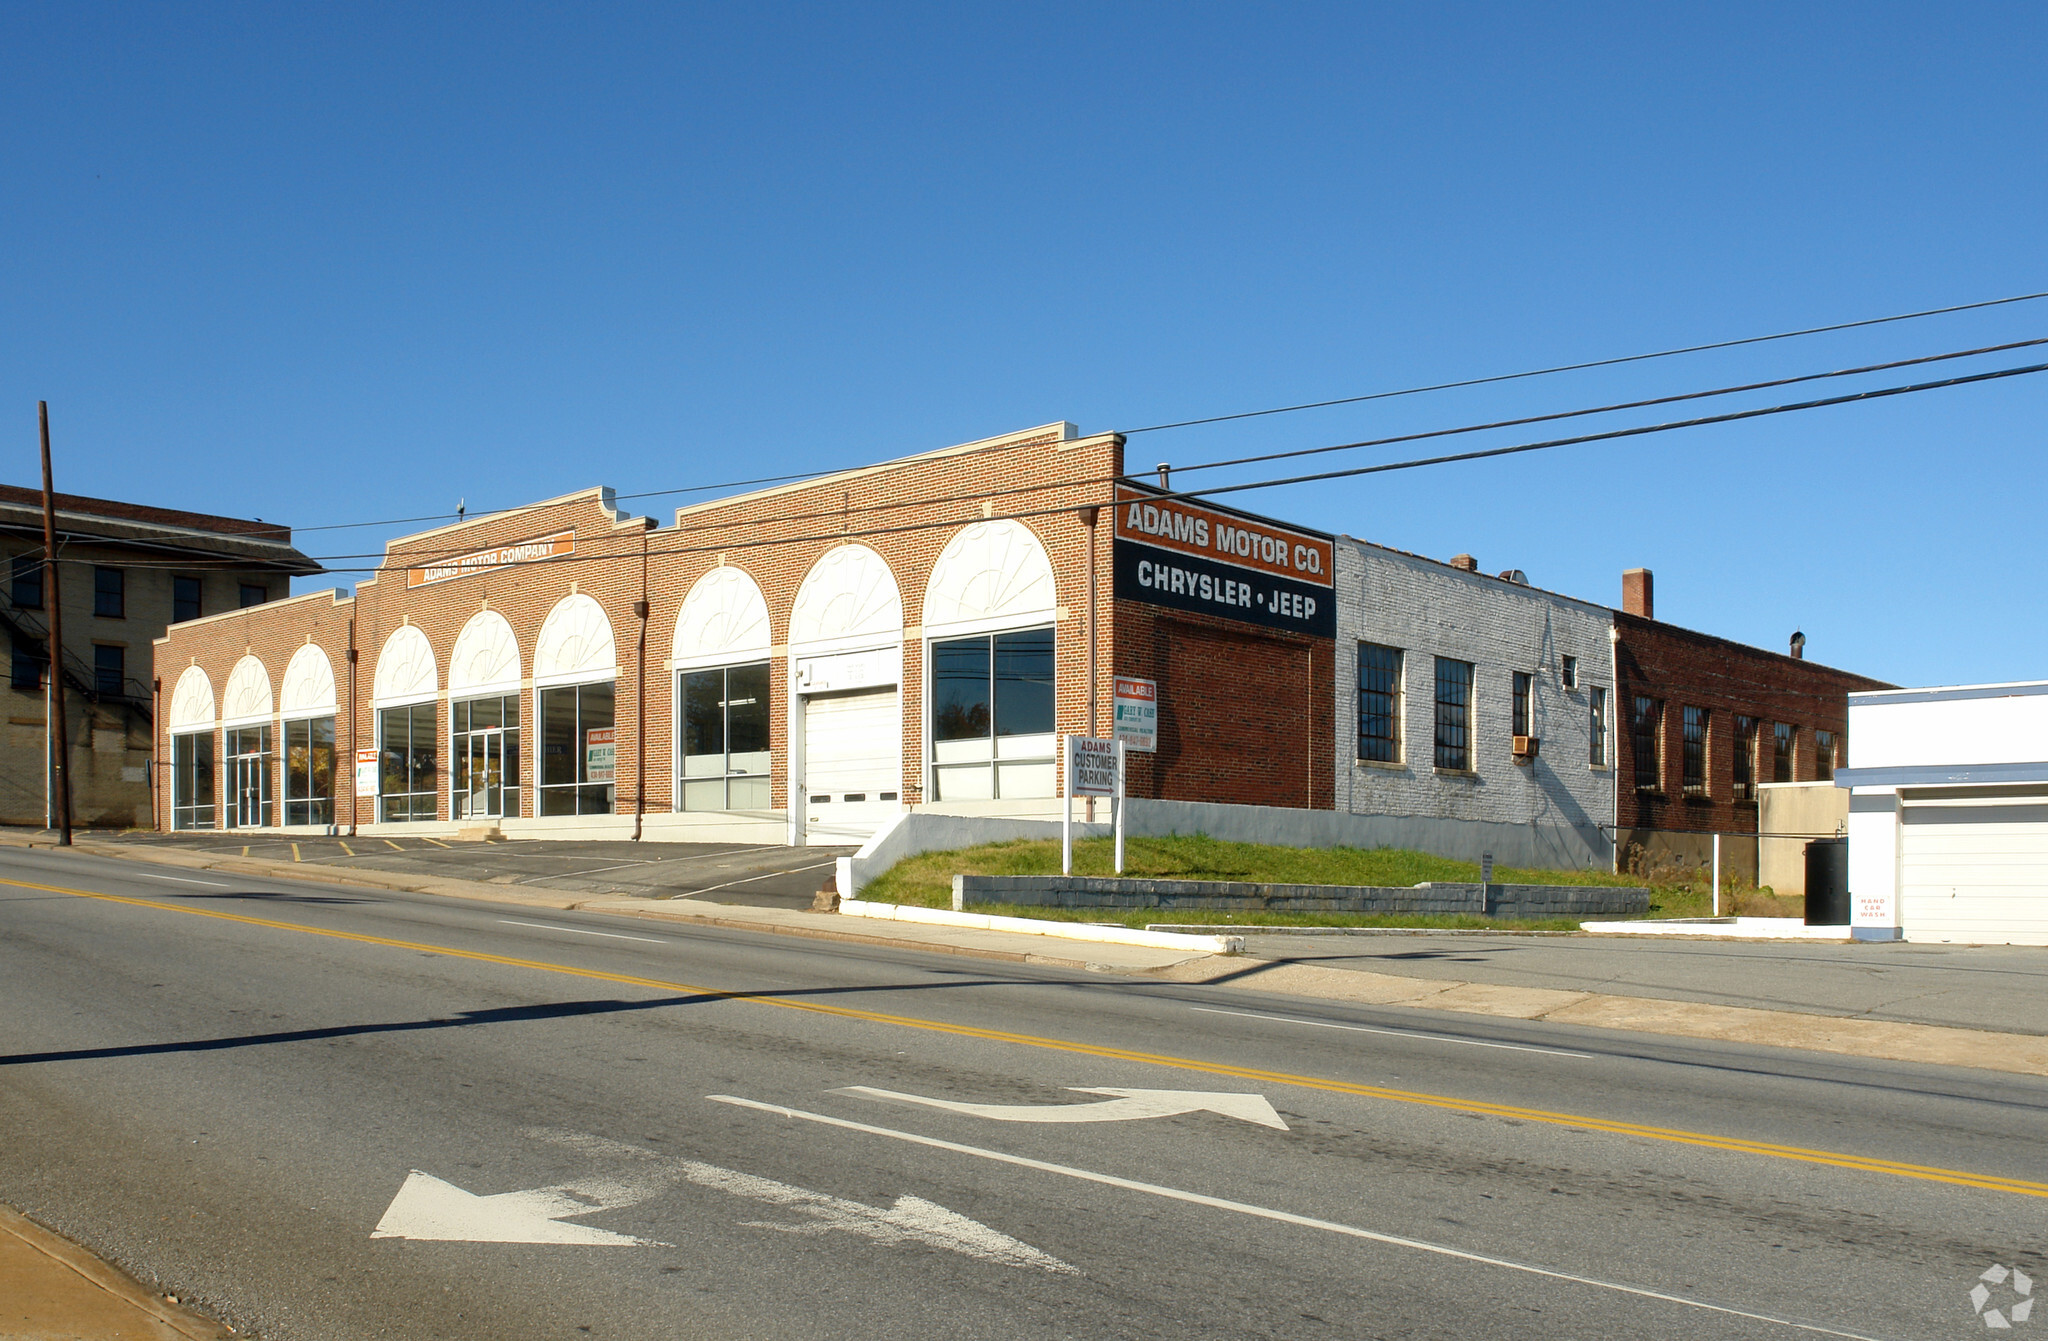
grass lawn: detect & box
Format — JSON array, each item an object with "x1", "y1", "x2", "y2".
[{"x1": 854, "y1": 833, "x2": 1780, "y2": 929}]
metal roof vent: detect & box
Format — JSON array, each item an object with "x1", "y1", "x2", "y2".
[{"x1": 1497, "y1": 569, "x2": 1529, "y2": 585}]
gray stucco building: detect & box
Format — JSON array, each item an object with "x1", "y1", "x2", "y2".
[{"x1": 1334, "y1": 539, "x2": 1616, "y2": 870}]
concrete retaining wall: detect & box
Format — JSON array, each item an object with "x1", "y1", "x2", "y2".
[{"x1": 954, "y1": 874, "x2": 1648, "y2": 918}]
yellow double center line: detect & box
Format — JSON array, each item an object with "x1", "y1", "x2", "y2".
[{"x1": 13, "y1": 873, "x2": 2047, "y2": 1200}]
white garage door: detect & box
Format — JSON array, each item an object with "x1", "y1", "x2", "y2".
[
  {"x1": 802, "y1": 688, "x2": 902, "y2": 842},
  {"x1": 1900, "y1": 795, "x2": 2048, "y2": 945}
]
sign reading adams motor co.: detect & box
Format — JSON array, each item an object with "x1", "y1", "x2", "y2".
[
  {"x1": 1112, "y1": 485, "x2": 1335, "y2": 637},
  {"x1": 406, "y1": 531, "x2": 576, "y2": 589}
]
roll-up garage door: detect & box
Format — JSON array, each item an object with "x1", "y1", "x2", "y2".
[
  {"x1": 802, "y1": 687, "x2": 902, "y2": 842},
  {"x1": 1899, "y1": 794, "x2": 2048, "y2": 945}
]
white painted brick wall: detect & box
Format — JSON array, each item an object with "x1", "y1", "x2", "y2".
[{"x1": 1334, "y1": 539, "x2": 1616, "y2": 840}]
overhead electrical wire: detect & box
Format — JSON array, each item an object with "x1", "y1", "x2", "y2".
[
  {"x1": 78, "y1": 287, "x2": 2048, "y2": 547},
  {"x1": 1119, "y1": 288, "x2": 2048, "y2": 434},
  {"x1": 105, "y1": 355, "x2": 2048, "y2": 579},
  {"x1": 84, "y1": 332, "x2": 2043, "y2": 574}
]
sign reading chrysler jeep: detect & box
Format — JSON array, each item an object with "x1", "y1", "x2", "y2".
[{"x1": 1112, "y1": 486, "x2": 1335, "y2": 637}]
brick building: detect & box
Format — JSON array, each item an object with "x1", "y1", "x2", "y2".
[
  {"x1": 151, "y1": 420, "x2": 1889, "y2": 876},
  {"x1": 1334, "y1": 542, "x2": 1617, "y2": 870},
  {"x1": 155, "y1": 424, "x2": 1338, "y2": 842},
  {"x1": 1, "y1": 486, "x2": 316, "y2": 828},
  {"x1": 1612, "y1": 567, "x2": 1890, "y2": 876}
]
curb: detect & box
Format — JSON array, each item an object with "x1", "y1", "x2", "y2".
[
  {"x1": 841, "y1": 898, "x2": 1244, "y2": 954},
  {"x1": 0, "y1": 1203, "x2": 231, "y2": 1340}
]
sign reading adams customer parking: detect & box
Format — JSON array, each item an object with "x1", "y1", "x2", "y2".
[{"x1": 1112, "y1": 485, "x2": 1335, "y2": 637}]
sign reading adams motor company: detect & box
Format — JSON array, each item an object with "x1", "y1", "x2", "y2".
[
  {"x1": 1112, "y1": 485, "x2": 1335, "y2": 637},
  {"x1": 406, "y1": 531, "x2": 576, "y2": 589}
]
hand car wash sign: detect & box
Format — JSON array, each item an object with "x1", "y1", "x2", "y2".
[{"x1": 1113, "y1": 485, "x2": 1335, "y2": 637}]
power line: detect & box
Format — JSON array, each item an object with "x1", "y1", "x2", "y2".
[
  {"x1": 86, "y1": 288, "x2": 2048, "y2": 547},
  {"x1": 141, "y1": 355, "x2": 2043, "y2": 580},
  {"x1": 110, "y1": 332, "x2": 2043, "y2": 572},
  {"x1": 1170, "y1": 334, "x2": 2048, "y2": 478},
  {"x1": 1120, "y1": 288, "x2": 2048, "y2": 434},
  {"x1": 1185, "y1": 358, "x2": 2048, "y2": 501}
]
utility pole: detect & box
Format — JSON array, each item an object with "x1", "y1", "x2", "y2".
[{"x1": 39, "y1": 402, "x2": 73, "y2": 845}]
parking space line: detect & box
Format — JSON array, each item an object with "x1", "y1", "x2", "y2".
[
  {"x1": 383, "y1": 840, "x2": 403, "y2": 851},
  {"x1": 678, "y1": 860, "x2": 837, "y2": 898},
  {"x1": 291, "y1": 843, "x2": 301, "y2": 863},
  {"x1": 338, "y1": 841, "x2": 355, "y2": 856},
  {"x1": 423, "y1": 837, "x2": 451, "y2": 848}
]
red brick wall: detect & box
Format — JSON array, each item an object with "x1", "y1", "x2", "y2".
[
  {"x1": 1613, "y1": 611, "x2": 1890, "y2": 835},
  {"x1": 1115, "y1": 600, "x2": 1335, "y2": 810}
]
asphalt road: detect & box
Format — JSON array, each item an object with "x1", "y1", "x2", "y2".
[{"x1": 3, "y1": 844, "x2": 2045, "y2": 1341}]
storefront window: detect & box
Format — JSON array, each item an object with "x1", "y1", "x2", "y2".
[
  {"x1": 225, "y1": 724, "x2": 273, "y2": 828},
  {"x1": 380, "y1": 702, "x2": 439, "y2": 821},
  {"x1": 930, "y1": 627, "x2": 1055, "y2": 800},
  {"x1": 284, "y1": 716, "x2": 335, "y2": 827},
  {"x1": 452, "y1": 694, "x2": 522, "y2": 820},
  {"x1": 539, "y1": 681, "x2": 615, "y2": 816},
  {"x1": 680, "y1": 662, "x2": 770, "y2": 811},
  {"x1": 172, "y1": 730, "x2": 215, "y2": 830}
]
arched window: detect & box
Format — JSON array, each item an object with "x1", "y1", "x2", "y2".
[
  {"x1": 921, "y1": 521, "x2": 1059, "y2": 802},
  {"x1": 373, "y1": 625, "x2": 439, "y2": 822},
  {"x1": 168, "y1": 666, "x2": 216, "y2": 830},
  {"x1": 220, "y1": 655, "x2": 275, "y2": 828},
  {"x1": 449, "y1": 611, "x2": 523, "y2": 822},
  {"x1": 533, "y1": 594, "x2": 617, "y2": 817},
  {"x1": 279, "y1": 645, "x2": 338, "y2": 828},
  {"x1": 674, "y1": 567, "x2": 772, "y2": 812}
]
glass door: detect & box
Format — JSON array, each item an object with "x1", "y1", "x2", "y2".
[
  {"x1": 225, "y1": 726, "x2": 271, "y2": 828},
  {"x1": 462, "y1": 730, "x2": 504, "y2": 819}
]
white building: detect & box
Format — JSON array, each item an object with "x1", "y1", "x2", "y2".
[
  {"x1": 1333, "y1": 541, "x2": 1616, "y2": 870},
  {"x1": 1837, "y1": 680, "x2": 2048, "y2": 944}
]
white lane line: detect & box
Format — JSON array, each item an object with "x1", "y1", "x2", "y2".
[
  {"x1": 1189, "y1": 1006, "x2": 1593, "y2": 1059},
  {"x1": 709, "y1": 1095, "x2": 1892, "y2": 1341},
  {"x1": 496, "y1": 919, "x2": 668, "y2": 944},
  {"x1": 120, "y1": 872, "x2": 233, "y2": 887},
  {"x1": 679, "y1": 860, "x2": 837, "y2": 898}
]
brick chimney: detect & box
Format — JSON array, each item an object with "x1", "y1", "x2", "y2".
[
  {"x1": 1622, "y1": 567, "x2": 1653, "y2": 619},
  {"x1": 1449, "y1": 554, "x2": 1478, "y2": 572}
]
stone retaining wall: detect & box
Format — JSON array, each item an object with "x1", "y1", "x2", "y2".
[{"x1": 952, "y1": 874, "x2": 1649, "y2": 918}]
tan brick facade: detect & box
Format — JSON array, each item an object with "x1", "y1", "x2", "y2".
[{"x1": 160, "y1": 423, "x2": 1334, "y2": 836}]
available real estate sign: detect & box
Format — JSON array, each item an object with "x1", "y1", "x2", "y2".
[{"x1": 1111, "y1": 485, "x2": 1335, "y2": 637}]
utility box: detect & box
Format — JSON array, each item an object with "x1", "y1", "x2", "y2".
[{"x1": 1804, "y1": 838, "x2": 1849, "y2": 926}]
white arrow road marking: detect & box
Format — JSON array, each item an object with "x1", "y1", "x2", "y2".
[
  {"x1": 373, "y1": 1171, "x2": 665, "y2": 1245},
  {"x1": 380, "y1": 1128, "x2": 1070, "y2": 1271},
  {"x1": 710, "y1": 1096, "x2": 1896, "y2": 1341},
  {"x1": 835, "y1": 1085, "x2": 1290, "y2": 1130}
]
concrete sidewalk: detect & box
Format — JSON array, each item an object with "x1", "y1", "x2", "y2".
[
  {"x1": 6, "y1": 828, "x2": 2048, "y2": 1077},
  {"x1": 0, "y1": 1204, "x2": 230, "y2": 1339}
]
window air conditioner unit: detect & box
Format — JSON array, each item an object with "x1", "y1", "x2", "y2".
[{"x1": 1512, "y1": 735, "x2": 1539, "y2": 761}]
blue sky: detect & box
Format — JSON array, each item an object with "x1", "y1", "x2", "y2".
[{"x1": 3, "y1": 3, "x2": 2043, "y2": 687}]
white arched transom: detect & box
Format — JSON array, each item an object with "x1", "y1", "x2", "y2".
[
  {"x1": 169, "y1": 665, "x2": 215, "y2": 732},
  {"x1": 220, "y1": 655, "x2": 274, "y2": 724},
  {"x1": 533, "y1": 593, "x2": 616, "y2": 683},
  {"x1": 449, "y1": 609, "x2": 522, "y2": 696},
  {"x1": 278, "y1": 644, "x2": 337, "y2": 717},
  {"x1": 372, "y1": 624, "x2": 438, "y2": 704},
  {"x1": 921, "y1": 520, "x2": 1058, "y2": 635},
  {"x1": 789, "y1": 544, "x2": 902, "y2": 649},
  {"x1": 672, "y1": 566, "x2": 771, "y2": 668}
]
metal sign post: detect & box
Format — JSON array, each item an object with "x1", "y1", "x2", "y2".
[
  {"x1": 1066, "y1": 736, "x2": 1120, "y2": 876},
  {"x1": 1113, "y1": 739, "x2": 1127, "y2": 874}
]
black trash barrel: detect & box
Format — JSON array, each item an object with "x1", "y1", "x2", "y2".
[{"x1": 1805, "y1": 838, "x2": 1849, "y2": 926}]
